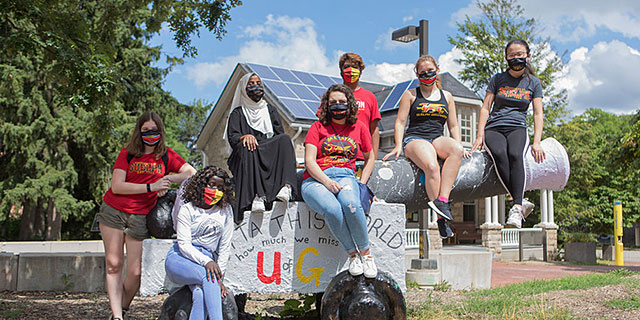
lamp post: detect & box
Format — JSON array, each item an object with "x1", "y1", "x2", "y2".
[
  {"x1": 391, "y1": 19, "x2": 428, "y2": 56},
  {"x1": 392, "y1": 19, "x2": 430, "y2": 260}
]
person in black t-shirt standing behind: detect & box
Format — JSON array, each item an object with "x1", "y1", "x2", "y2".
[
  {"x1": 384, "y1": 55, "x2": 466, "y2": 239},
  {"x1": 470, "y1": 39, "x2": 546, "y2": 228}
]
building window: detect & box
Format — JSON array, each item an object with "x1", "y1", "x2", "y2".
[
  {"x1": 463, "y1": 201, "x2": 476, "y2": 222},
  {"x1": 407, "y1": 211, "x2": 419, "y2": 223},
  {"x1": 458, "y1": 107, "x2": 473, "y2": 144}
]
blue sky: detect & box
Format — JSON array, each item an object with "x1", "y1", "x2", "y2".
[{"x1": 151, "y1": 0, "x2": 640, "y2": 116}]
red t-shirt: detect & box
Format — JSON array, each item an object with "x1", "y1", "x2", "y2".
[
  {"x1": 303, "y1": 121, "x2": 372, "y2": 180},
  {"x1": 103, "y1": 147, "x2": 186, "y2": 215},
  {"x1": 315, "y1": 87, "x2": 381, "y2": 159}
]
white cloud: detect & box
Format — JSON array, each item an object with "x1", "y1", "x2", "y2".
[
  {"x1": 185, "y1": 15, "x2": 334, "y2": 89},
  {"x1": 451, "y1": 0, "x2": 640, "y2": 42},
  {"x1": 185, "y1": 15, "x2": 421, "y2": 88},
  {"x1": 402, "y1": 15, "x2": 414, "y2": 23},
  {"x1": 364, "y1": 63, "x2": 414, "y2": 84},
  {"x1": 437, "y1": 46, "x2": 465, "y2": 80},
  {"x1": 557, "y1": 40, "x2": 640, "y2": 114}
]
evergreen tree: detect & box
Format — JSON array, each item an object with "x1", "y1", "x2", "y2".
[{"x1": 0, "y1": 0, "x2": 238, "y2": 240}]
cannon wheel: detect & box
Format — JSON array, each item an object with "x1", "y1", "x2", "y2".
[{"x1": 321, "y1": 271, "x2": 405, "y2": 320}]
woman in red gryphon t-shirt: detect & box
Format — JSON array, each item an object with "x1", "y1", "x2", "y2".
[
  {"x1": 97, "y1": 111, "x2": 196, "y2": 320},
  {"x1": 301, "y1": 84, "x2": 378, "y2": 279}
]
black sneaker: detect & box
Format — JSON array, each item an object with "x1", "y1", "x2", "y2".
[
  {"x1": 430, "y1": 199, "x2": 453, "y2": 221},
  {"x1": 437, "y1": 218, "x2": 454, "y2": 239}
]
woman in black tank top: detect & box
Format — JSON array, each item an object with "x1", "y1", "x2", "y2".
[{"x1": 383, "y1": 56, "x2": 467, "y2": 239}]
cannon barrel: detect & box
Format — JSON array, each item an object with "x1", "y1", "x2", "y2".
[{"x1": 366, "y1": 137, "x2": 569, "y2": 213}]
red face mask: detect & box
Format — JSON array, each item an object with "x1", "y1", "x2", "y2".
[
  {"x1": 203, "y1": 187, "x2": 224, "y2": 206},
  {"x1": 342, "y1": 67, "x2": 360, "y2": 83}
]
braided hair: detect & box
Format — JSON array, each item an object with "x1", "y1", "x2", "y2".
[{"x1": 181, "y1": 166, "x2": 234, "y2": 209}]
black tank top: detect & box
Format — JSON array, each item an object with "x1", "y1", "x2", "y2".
[{"x1": 405, "y1": 88, "x2": 449, "y2": 139}]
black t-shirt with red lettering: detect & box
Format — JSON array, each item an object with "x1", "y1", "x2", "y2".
[{"x1": 486, "y1": 71, "x2": 543, "y2": 129}]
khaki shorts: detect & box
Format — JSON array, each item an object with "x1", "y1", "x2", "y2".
[{"x1": 96, "y1": 202, "x2": 149, "y2": 241}]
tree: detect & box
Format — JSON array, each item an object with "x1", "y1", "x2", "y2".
[
  {"x1": 552, "y1": 109, "x2": 640, "y2": 234},
  {"x1": 448, "y1": 0, "x2": 568, "y2": 130},
  {"x1": 0, "y1": 0, "x2": 238, "y2": 240}
]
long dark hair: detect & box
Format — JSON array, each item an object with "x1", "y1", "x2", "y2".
[
  {"x1": 125, "y1": 111, "x2": 167, "y2": 159},
  {"x1": 181, "y1": 166, "x2": 234, "y2": 209},
  {"x1": 318, "y1": 84, "x2": 358, "y2": 126},
  {"x1": 505, "y1": 39, "x2": 536, "y2": 77}
]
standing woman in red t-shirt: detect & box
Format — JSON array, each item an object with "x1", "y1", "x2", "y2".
[
  {"x1": 338, "y1": 53, "x2": 382, "y2": 160},
  {"x1": 97, "y1": 112, "x2": 196, "y2": 320},
  {"x1": 302, "y1": 84, "x2": 377, "y2": 278}
]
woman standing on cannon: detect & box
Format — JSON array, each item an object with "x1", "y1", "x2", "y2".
[
  {"x1": 383, "y1": 55, "x2": 465, "y2": 239},
  {"x1": 97, "y1": 111, "x2": 196, "y2": 320},
  {"x1": 302, "y1": 84, "x2": 377, "y2": 278},
  {"x1": 225, "y1": 72, "x2": 298, "y2": 221},
  {"x1": 470, "y1": 39, "x2": 546, "y2": 228}
]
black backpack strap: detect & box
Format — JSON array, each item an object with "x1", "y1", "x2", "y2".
[
  {"x1": 127, "y1": 153, "x2": 134, "y2": 163},
  {"x1": 162, "y1": 152, "x2": 169, "y2": 176}
]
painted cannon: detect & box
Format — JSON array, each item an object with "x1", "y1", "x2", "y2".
[
  {"x1": 367, "y1": 137, "x2": 569, "y2": 213},
  {"x1": 144, "y1": 137, "x2": 569, "y2": 319}
]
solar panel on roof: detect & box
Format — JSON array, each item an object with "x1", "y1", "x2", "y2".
[
  {"x1": 280, "y1": 98, "x2": 316, "y2": 119},
  {"x1": 270, "y1": 66, "x2": 301, "y2": 83},
  {"x1": 380, "y1": 80, "x2": 412, "y2": 111},
  {"x1": 244, "y1": 62, "x2": 398, "y2": 121},
  {"x1": 303, "y1": 101, "x2": 321, "y2": 117},
  {"x1": 291, "y1": 70, "x2": 323, "y2": 87},
  {"x1": 263, "y1": 80, "x2": 297, "y2": 98},
  {"x1": 286, "y1": 83, "x2": 319, "y2": 101},
  {"x1": 307, "y1": 86, "x2": 327, "y2": 100},
  {"x1": 246, "y1": 63, "x2": 280, "y2": 80},
  {"x1": 313, "y1": 74, "x2": 339, "y2": 88},
  {"x1": 408, "y1": 79, "x2": 419, "y2": 89}
]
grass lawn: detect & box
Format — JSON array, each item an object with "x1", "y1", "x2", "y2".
[{"x1": 407, "y1": 269, "x2": 640, "y2": 320}]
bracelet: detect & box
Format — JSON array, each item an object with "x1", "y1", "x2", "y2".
[{"x1": 147, "y1": 183, "x2": 151, "y2": 193}]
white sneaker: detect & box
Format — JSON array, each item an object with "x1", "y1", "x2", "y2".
[
  {"x1": 348, "y1": 255, "x2": 364, "y2": 276},
  {"x1": 251, "y1": 196, "x2": 265, "y2": 213},
  {"x1": 362, "y1": 255, "x2": 378, "y2": 278},
  {"x1": 506, "y1": 206, "x2": 524, "y2": 228},
  {"x1": 276, "y1": 185, "x2": 291, "y2": 203},
  {"x1": 522, "y1": 198, "x2": 535, "y2": 219}
]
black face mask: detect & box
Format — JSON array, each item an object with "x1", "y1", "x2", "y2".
[
  {"x1": 246, "y1": 84, "x2": 264, "y2": 102},
  {"x1": 507, "y1": 57, "x2": 527, "y2": 71},
  {"x1": 329, "y1": 104, "x2": 348, "y2": 120}
]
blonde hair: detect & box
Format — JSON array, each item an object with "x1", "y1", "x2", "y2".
[{"x1": 414, "y1": 55, "x2": 442, "y2": 89}]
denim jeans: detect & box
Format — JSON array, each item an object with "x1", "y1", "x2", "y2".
[
  {"x1": 165, "y1": 243, "x2": 222, "y2": 320},
  {"x1": 301, "y1": 167, "x2": 370, "y2": 253}
]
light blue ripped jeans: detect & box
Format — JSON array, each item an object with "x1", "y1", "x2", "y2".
[
  {"x1": 165, "y1": 243, "x2": 222, "y2": 320},
  {"x1": 301, "y1": 167, "x2": 370, "y2": 253}
]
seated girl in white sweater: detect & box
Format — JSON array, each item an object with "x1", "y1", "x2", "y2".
[{"x1": 165, "y1": 166, "x2": 234, "y2": 320}]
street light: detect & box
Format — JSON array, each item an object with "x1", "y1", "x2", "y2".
[
  {"x1": 392, "y1": 19, "x2": 430, "y2": 261},
  {"x1": 391, "y1": 19, "x2": 429, "y2": 56}
]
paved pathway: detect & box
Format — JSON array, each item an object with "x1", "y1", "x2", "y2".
[{"x1": 491, "y1": 260, "x2": 640, "y2": 288}]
